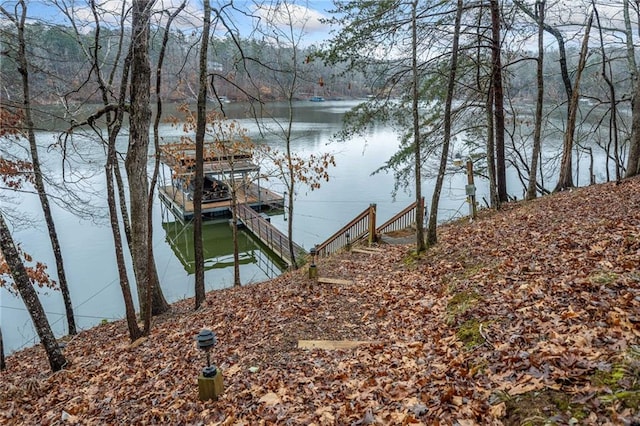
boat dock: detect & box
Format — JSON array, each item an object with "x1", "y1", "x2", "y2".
[
  {"x1": 158, "y1": 183, "x2": 283, "y2": 221},
  {"x1": 158, "y1": 141, "x2": 284, "y2": 222}
]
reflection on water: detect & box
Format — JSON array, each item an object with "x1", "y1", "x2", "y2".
[{"x1": 162, "y1": 220, "x2": 285, "y2": 277}]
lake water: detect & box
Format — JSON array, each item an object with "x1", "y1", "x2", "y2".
[{"x1": 0, "y1": 100, "x2": 615, "y2": 354}]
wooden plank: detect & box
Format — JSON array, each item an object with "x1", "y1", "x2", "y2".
[
  {"x1": 352, "y1": 248, "x2": 383, "y2": 254},
  {"x1": 317, "y1": 277, "x2": 354, "y2": 285},
  {"x1": 297, "y1": 340, "x2": 380, "y2": 350}
]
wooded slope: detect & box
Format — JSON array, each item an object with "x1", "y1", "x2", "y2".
[{"x1": 2, "y1": 178, "x2": 640, "y2": 425}]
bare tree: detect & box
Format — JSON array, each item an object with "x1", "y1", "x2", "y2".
[
  {"x1": 252, "y1": 1, "x2": 336, "y2": 267},
  {"x1": 0, "y1": 0, "x2": 76, "y2": 336},
  {"x1": 127, "y1": 0, "x2": 170, "y2": 321},
  {"x1": 410, "y1": 0, "x2": 425, "y2": 252},
  {"x1": 0, "y1": 212, "x2": 66, "y2": 371},
  {"x1": 193, "y1": 0, "x2": 211, "y2": 309},
  {"x1": 555, "y1": 12, "x2": 593, "y2": 192},
  {"x1": 490, "y1": 0, "x2": 508, "y2": 204},
  {"x1": 426, "y1": 0, "x2": 463, "y2": 245},
  {"x1": 526, "y1": 0, "x2": 545, "y2": 200},
  {"x1": 624, "y1": 0, "x2": 640, "y2": 178}
]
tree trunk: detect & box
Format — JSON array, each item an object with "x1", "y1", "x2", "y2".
[
  {"x1": 286, "y1": 55, "x2": 298, "y2": 269},
  {"x1": 106, "y1": 154, "x2": 142, "y2": 342},
  {"x1": 126, "y1": 0, "x2": 169, "y2": 319},
  {"x1": 411, "y1": 0, "x2": 425, "y2": 253},
  {"x1": 490, "y1": 0, "x2": 507, "y2": 203},
  {"x1": 231, "y1": 187, "x2": 241, "y2": 287},
  {"x1": 631, "y1": 75, "x2": 640, "y2": 177},
  {"x1": 624, "y1": 0, "x2": 640, "y2": 178},
  {"x1": 193, "y1": 0, "x2": 211, "y2": 309},
  {"x1": 427, "y1": 0, "x2": 462, "y2": 246},
  {"x1": 151, "y1": 2, "x2": 186, "y2": 319},
  {"x1": 554, "y1": 13, "x2": 593, "y2": 192},
  {"x1": 0, "y1": 327, "x2": 5, "y2": 371},
  {"x1": 593, "y1": 2, "x2": 621, "y2": 182},
  {"x1": 526, "y1": 0, "x2": 545, "y2": 200},
  {"x1": 8, "y1": 0, "x2": 76, "y2": 336},
  {"x1": 0, "y1": 213, "x2": 67, "y2": 372}
]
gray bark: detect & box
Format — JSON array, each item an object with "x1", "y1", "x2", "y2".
[
  {"x1": 526, "y1": 0, "x2": 545, "y2": 200},
  {"x1": 126, "y1": 0, "x2": 169, "y2": 320},
  {"x1": 411, "y1": 0, "x2": 425, "y2": 253},
  {"x1": 490, "y1": 0, "x2": 507, "y2": 203},
  {"x1": 427, "y1": 0, "x2": 462, "y2": 246},
  {"x1": 1, "y1": 0, "x2": 76, "y2": 336},
  {"x1": 624, "y1": 0, "x2": 640, "y2": 178},
  {"x1": 194, "y1": 0, "x2": 211, "y2": 308},
  {"x1": 0, "y1": 213, "x2": 67, "y2": 372},
  {"x1": 554, "y1": 14, "x2": 593, "y2": 192}
]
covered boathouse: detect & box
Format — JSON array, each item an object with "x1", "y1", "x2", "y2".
[{"x1": 158, "y1": 142, "x2": 284, "y2": 222}]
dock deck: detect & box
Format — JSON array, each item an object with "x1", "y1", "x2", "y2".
[{"x1": 158, "y1": 182, "x2": 284, "y2": 221}]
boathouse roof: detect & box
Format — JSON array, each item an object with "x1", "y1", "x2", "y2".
[{"x1": 160, "y1": 142, "x2": 260, "y2": 175}]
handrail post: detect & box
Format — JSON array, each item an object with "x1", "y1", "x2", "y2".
[{"x1": 368, "y1": 203, "x2": 376, "y2": 245}]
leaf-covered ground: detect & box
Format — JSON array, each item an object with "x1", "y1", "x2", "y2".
[{"x1": 2, "y1": 178, "x2": 640, "y2": 425}]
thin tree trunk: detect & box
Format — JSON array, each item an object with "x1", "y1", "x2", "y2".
[
  {"x1": 554, "y1": 13, "x2": 593, "y2": 192},
  {"x1": 79, "y1": 0, "x2": 141, "y2": 341},
  {"x1": 427, "y1": 0, "x2": 463, "y2": 246},
  {"x1": 0, "y1": 327, "x2": 5, "y2": 371},
  {"x1": 286, "y1": 37, "x2": 298, "y2": 269},
  {"x1": 411, "y1": 0, "x2": 425, "y2": 253},
  {"x1": 0, "y1": 213, "x2": 67, "y2": 372},
  {"x1": 106, "y1": 151, "x2": 142, "y2": 342},
  {"x1": 624, "y1": 0, "x2": 640, "y2": 178},
  {"x1": 593, "y1": 2, "x2": 620, "y2": 181},
  {"x1": 148, "y1": 1, "x2": 186, "y2": 322},
  {"x1": 490, "y1": 0, "x2": 507, "y2": 203},
  {"x1": 231, "y1": 186, "x2": 241, "y2": 287},
  {"x1": 526, "y1": 0, "x2": 545, "y2": 200},
  {"x1": 631, "y1": 75, "x2": 640, "y2": 177},
  {"x1": 4, "y1": 0, "x2": 76, "y2": 336},
  {"x1": 193, "y1": 0, "x2": 211, "y2": 309},
  {"x1": 514, "y1": 0, "x2": 572, "y2": 101}
]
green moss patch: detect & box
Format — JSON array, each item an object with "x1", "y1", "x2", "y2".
[
  {"x1": 592, "y1": 346, "x2": 640, "y2": 409},
  {"x1": 588, "y1": 271, "x2": 619, "y2": 286},
  {"x1": 446, "y1": 290, "x2": 481, "y2": 325},
  {"x1": 501, "y1": 389, "x2": 589, "y2": 425},
  {"x1": 456, "y1": 319, "x2": 485, "y2": 349}
]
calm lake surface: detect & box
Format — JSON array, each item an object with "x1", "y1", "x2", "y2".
[{"x1": 1, "y1": 100, "x2": 613, "y2": 354}]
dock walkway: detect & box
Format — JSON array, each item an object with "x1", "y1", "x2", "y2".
[{"x1": 236, "y1": 204, "x2": 306, "y2": 267}]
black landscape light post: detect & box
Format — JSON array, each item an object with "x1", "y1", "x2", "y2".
[
  {"x1": 196, "y1": 329, "x2": 224, "y2": 401},
  {"x1": 308, "y1": 246, "x2": 318, "y2": 279},
  {"x1": 345, "y1": 232, "x2": 351, "y2": 251}
]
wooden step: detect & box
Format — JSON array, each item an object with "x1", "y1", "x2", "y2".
[
  {"x1": 297, "y1": 340, "x2": 380, "y2": 350},
  {"x1": 317, "y1": 277, "x2": 354, "y2": 285}
]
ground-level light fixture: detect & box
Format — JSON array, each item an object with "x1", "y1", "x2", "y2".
[
  {"x1": 196, "y1": 329, "x2": 224, "y2": 401},
  {"x1": 309, "y1": 246, "x2": 318, "y2": 279}
]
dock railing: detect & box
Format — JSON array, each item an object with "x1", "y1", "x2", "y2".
[
  {"x1": 376, "y1": 197, "x2": 424, "y2": 235},
  {"x1": 316, "y1": 204, "x2": 376, "y2": 257},
  {"x1": 236, "y1": 204, "x2": 305, "y2": 267},
  {"x1": 315, "y1": 199, "x2": 423, "y2": 257}
]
